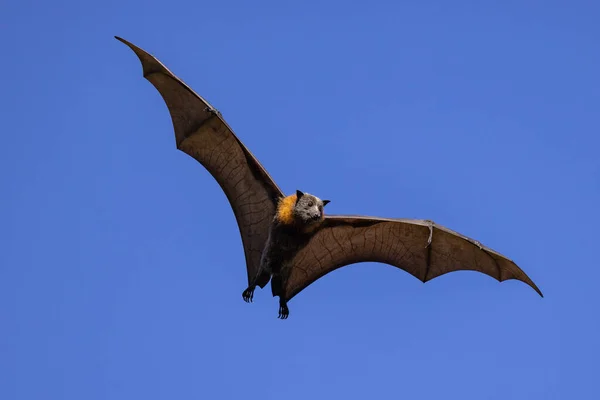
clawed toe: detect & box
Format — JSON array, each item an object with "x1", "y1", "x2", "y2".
[
  {"x1": 278, "y1": 303, "x2": 289, "y2": 320},
  {"x1": 242, "y1": 287, "x2": 255, "y2": 303}
]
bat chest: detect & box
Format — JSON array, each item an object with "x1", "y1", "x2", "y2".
[{"x1": 269, "y1": 224, "x2": 313, "y2": 270}]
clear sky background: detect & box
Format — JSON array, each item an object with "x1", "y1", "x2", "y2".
[{"x1": 1, "y1": 1, "x2": 599, "y2": 399}]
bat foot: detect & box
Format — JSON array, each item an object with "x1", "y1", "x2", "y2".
[
  {"x1": 277, "y1": 300, "x2": 289, "y2": 320},
  {"x1": 242, "y1": 286, "x2": 255, "y2": 303}
]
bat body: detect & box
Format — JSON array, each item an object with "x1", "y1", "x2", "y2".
[{"x1": 116, "y1": 36, "x2": 543, "y2": 319}]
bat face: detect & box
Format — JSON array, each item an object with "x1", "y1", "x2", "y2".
[{"x1": 294, "y1": 190, "x2": 330, "y2": 226}]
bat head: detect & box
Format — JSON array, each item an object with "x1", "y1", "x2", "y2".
[{"x1": 294, "y1": 190, "x2": 330, "y2": 226}]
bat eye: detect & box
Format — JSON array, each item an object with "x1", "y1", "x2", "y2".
[{"x1": 307, "y1": 201, "x2": 314, "y2": 207}]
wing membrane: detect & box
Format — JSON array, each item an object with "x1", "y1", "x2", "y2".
[
  {"x1": 117, "y1": 36, "x2": 284, "y2": 285},
  {"x1": 284, "y1": 215, "x2": 542, "y2": 300}
]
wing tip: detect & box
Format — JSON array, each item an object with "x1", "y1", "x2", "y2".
[
  {"x1": 512, "y1": 273, "x2": 543, "y2": 298},
  {"x1": 507, "y1": 260, "x2": 544, "y2": 298},
  {"x1": 114, "y1": 35, "x2": 137, "y2": 51},
  {"x1": 501, "y1": 259, "x2": 544, "y2": 298},
  {"x1": 114, "y1": 35, "x2": 167, "y2": 78},
  {"x1": 531, "y1": 282, "x2": 544, "y2": 298}
]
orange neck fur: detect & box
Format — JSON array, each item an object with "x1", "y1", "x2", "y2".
[{"x1": 276, "y1": 194, "x2": 298, "y2": 225}]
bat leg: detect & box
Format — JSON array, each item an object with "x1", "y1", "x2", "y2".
[
  {"x1": 242, "y1": 270, "x2": 271, "y2": 303},
  {"x1": 278, "y1": 298, "x2": 289, "y2": 320},
  {"x1": 242, "y1": 285, "x2": 255, "y2": 303},
  {"x1": 270, "y1": 273, "x2": 289, "y2": 319}
]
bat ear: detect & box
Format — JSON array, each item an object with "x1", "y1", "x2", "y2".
[
  {"x1": 322, "y1": 200, "x2": 331, "y2": 207},
  {"x1": 296, "y1": 190, "x2": 305, "y2": 199}
]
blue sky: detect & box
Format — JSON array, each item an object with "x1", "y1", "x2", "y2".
[{"x1": 1, "y1": 1, "x2": 599, "y2": 399}]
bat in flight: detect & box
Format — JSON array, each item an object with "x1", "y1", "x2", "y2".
[{"x1": 115, "y1": 36, "x2": 542, "y2": 319}]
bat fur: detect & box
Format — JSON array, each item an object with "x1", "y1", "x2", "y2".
[{"x1": 243, "y1": 191, "x2": 330, "y2": 318}]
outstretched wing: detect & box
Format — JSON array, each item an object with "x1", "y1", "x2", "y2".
[
  {"x1": 283, "y1": 215, "x2": 542, "y2": 301},
  {"x1": 116, "y1": 36, "x2": 284, "y2": 286}
]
